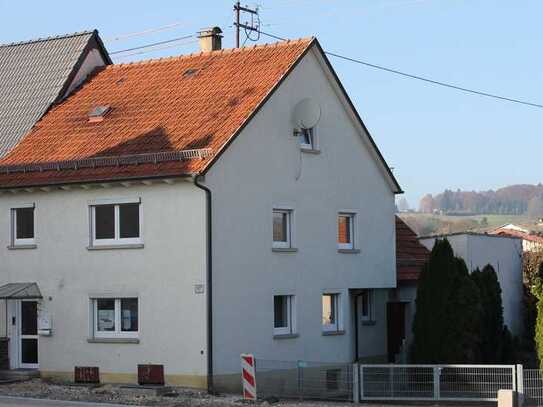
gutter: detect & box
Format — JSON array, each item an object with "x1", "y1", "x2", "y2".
[{"x1": 193, "y1": 175, "x2": 214, "y2": 393}]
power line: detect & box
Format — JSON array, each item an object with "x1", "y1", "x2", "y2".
[
  {"x1": 104, "y1": 21, "x2": 187, "y2": 42},
  {"x1": 112, "y1": 39, "x2": 198, "y2": 59},
  {"x1": 110, "y1": 35, "x2": 194, "y2": 55},
  {"x1": 256, "y1": 30, "x2": 543, "y2": 110}
]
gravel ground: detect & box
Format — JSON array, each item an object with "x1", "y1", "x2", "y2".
[{"x1": 0, "y1": 379, "x2": 396, "y2": 407}]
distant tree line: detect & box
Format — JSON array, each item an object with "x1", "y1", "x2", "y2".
[{"x1": 419, "y1": 184, "x2": 543, "y2": 217}]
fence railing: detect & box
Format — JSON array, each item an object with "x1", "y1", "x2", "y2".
[
  {"x1": 251, "y1": 359, "x2": 519, "y2": 403},
  {"x1": 254, "y1": 358, "x2": 354, "y2": 401},
  {"x1": 523, "y1": 368, "x2": 543, "y2": 406},
  {"x1": 360, "y1": 364, "x2": 516, "y2": 402}
]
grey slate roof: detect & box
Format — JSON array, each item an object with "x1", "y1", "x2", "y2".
[
  {"x1": 0, "y1": 31, "x2": 109, "y2": 158},
  {"x1": 0, "y1": 282, "x2": 42, "y2": 299}
]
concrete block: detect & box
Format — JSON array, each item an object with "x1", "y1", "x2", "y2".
[{"x1": 498, "y1": 389, "x2": 515, "y2": 407}]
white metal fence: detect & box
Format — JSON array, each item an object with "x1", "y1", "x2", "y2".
[
  {"x1": 523, "y1": 368, "x2": 543, "y2": 406},
  {"x1": 252, "y1": 360, "x2": 518, "y2": 403},
  {"x1": 254, "y1": 358, "x2": 354, "y2": 401},
  {"x1": 360, "y1": 364, "x2": 516, "y2": 402}
]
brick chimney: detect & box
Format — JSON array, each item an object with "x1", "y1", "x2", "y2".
[{"x1": 197, "y1": 27, "x2": 223, "y2": 52}]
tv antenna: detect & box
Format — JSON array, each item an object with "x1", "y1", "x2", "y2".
[{"x1": 234, "y1": 2, "x2": 260, "y2": 47}]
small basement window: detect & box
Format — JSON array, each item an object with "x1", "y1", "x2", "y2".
[
  {"x1": 90, "y1": 201, "x2": 142, "y2": 247},
  {"x1": 274, "y1": 295, "x2": 295, "y2": 336},
  {"x1": 10, "y1": 206, "x2": 35, "y2": 246},
  {"x1": 92, "y1": 297, "x2": 139, "y2": 338}
]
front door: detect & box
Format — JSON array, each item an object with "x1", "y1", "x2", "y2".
[
  {"x1": 19, "y1": 300, "x2": 38, "y2": 369},
  {"x1": 386, "y1": 302, "x2": 406, "y2": 363}
]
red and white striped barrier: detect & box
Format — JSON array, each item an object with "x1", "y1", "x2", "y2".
[{"x1": 241, "y1": 353, "x2": 257, "y2": 400}]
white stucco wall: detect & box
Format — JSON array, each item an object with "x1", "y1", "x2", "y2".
[
  {"x1": 419, "y1": 234, "x2": 523, "y2": 336},
  {"x1": 0, "y1": 181, "x2": 207, "y2": 383},
  {"x1": 63, "y1": 48, "x2": 107, "y2": 97},
  {"x1": 206, "y1": 48, "x2": 397, "y2": 376}
]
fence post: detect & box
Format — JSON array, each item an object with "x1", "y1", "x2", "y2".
[
  {"x1": 516, "y1": 364, "x2": 524, "y2": 407},
  {"x1": 359, "y1": 364, "x2": 364, "y2": 400},
  {"x1": 352, "y1": 363, "x2": 360, "y2": 403},
  {"x1": 297, "y1": 360, "x2": 303, "y2": 401},
  {"x1": 433, "y1": 367, "x2": 441, "y2": 400}
]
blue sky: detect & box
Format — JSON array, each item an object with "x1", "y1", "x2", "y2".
[{"x1": 1, "y1": 0, "x2": 541, "y2": 208}]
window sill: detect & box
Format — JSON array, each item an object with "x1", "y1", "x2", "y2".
[
  {"x1": 7, "y1": 244, "x2": 37, "y2": 250},
  {"x1": 322, "y1": 330, "x2": 345, "y2": 336},
  {"x1": 87, "y1": 243, "x2": 144, "y2": 251},
  {"x1": 87, "y1": 337, "x2": 140, "y2": 344},
  {"x1": 362, "y1": 321, "x2": 377, "y2": 326},
  {"x1": 300, "y1": 148, "x2": 320, "y2": 154},
  {"x1": 272, "y1": 247, "x2": 298, "y2": 253},
  {"x1": 337, "y1": 248, "x2": 360, "y2": 254},
  {"x1": 273, "y1": 333, "x2": 299, "y2": 340}
]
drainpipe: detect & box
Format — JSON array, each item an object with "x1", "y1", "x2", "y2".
[
  {"x1": 353, "y1": 292, "x2": 363, "y2": 362},
  {"x1": 193, "y1": 175, "x2": 213, "y2": 393}
]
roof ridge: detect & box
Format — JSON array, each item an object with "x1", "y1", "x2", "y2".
[
  {"x1": 0, "y1": 30, "x2": 96, "y2": 49},
  {"x1": 108, "y1": 37, "x2": 314, "y2": 69}
]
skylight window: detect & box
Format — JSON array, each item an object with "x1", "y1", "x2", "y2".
[{"x1": 88, "y1": 105, "x2": 111, "y2": 123}]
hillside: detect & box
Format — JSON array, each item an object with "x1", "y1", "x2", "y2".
[{"x1": 419, "y1": 184, "x2": 543, "y2": 216}]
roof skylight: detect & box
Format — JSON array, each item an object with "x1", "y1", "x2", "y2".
[{"x1": 88, "y1": 105, "x2": 111, "y2": 122}]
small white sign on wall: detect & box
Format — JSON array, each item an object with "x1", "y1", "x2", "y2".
[{"x1": 38, "y1": 310, "x2": 52, "y2": 336}]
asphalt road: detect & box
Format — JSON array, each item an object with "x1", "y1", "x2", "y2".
[{"x1": 0, "y1": 396, "x2": 131, "y2": 407}]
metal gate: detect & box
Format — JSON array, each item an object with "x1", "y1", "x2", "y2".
[{"x1": 359, "y1": 364, "x2": 516, "y2": 402}]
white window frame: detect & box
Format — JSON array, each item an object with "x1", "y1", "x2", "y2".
[
  {"x1": 91, "y1": 297, "x2": 139, "y2": 339},
  {"x1": 337, "y1": 212, "x2": 355, "y2": 250},
  {"x1": 322, "y1": 293, "x2": 341, "y2": 332},
  {"x1": 89, "y1": 198, "x2": 142, "y2": 247},
  {"x1": 298, "y1": 126, "x2": 317, "y2": 150},
  {"x1": 273, "y1": 295, "x2": 296, "y2": 336},
  {"x1": 10, "y1": 204, "x2": 36, "y2": 246},
  {"x1": 361, "y1": 289, "x2": 375, "y2": 323},
  {"x1": 272, "y1": 208, "x2": 293, "y2": 249}
]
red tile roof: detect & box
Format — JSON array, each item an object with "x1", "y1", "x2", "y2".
[
  {"x1": 491, "y1": 228, "x2": 543, "y2": 244},
  {"x1": 0, "y1": 39, "x2": 314, "y2": 188},
  {"x1": 396, "y1": 216, "x2": 430, "y2": 282}
]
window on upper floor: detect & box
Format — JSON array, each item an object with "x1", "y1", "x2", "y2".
[
  {"x1": 10, "y1": 205, "x2": 35, "y2": 247},
  {"x1": 89, "y1": 200, "x2": 142, "y2": 247},
  {"x1": 298, "y1": 127, "x2": 315, "y2": 150},
  {"x1": 91, "y1": 297, "x2": 139, "y2": 339},
  {"x1": 273, "y1": 209, "x2": 292, "y2": 249},
  {"x1": 337, "y1": 213, "x2": 355, "y2": 251},
  {"x1": 274, "y1": 295, "x2": 295, "y2": 336}
]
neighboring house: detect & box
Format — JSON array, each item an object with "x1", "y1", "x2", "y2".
[
  {"x1": 387, "y1": 216, "x2": 430, "y2": 362},
  {"x1": 0, "y1": 30, "x2": 401, "y2": 391},
  {"x1": 0, "y1": 30, "x2": 111, "y2": 157},
  {"x1": 419, "y1": 232, "x2": 523, "y2": 336},
  {"x1": 491, "y1": 224, "x2": 543, "y2": 252}
]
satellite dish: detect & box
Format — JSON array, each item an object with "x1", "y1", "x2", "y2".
[{"x1": 293, "y1": 98, "x2": 321, "y2": 129}]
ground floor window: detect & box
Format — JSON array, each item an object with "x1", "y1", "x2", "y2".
[
  {"x1": 92, "y1": 298, "x2": 139, "y2": 338},
  {"x1": 273, "y1": 295, "x2": 295, "y2": 336},
  {"x1": 322, "y1": 293, "x2": 341, "y2": 332}
]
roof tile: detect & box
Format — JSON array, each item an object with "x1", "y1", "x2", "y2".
[{"x1": 0, "y1": 38, "x2": 313, "y2": 187}]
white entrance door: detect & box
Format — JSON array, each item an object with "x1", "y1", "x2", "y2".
[{"x1": 18, "y1": 300, "x2": 38, "y2": 369}]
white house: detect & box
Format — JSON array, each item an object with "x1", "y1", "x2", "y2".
[
  {"x1": 0, "y1": 29, "x2": 401, "y2": 391},
  {"x1": 419, "y1": 233, "x2": 524, "y2": 336}
]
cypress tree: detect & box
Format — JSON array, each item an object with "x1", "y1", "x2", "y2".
[
  {"x1": 411, "y1": 239, "x2": 483, "y2": 363},
  {"x1": 471, "y1": 264, "x2": 504, "y2": 362}
]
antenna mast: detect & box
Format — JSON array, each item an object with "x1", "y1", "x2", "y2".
[{"x1": 233, "y1": 2, "x2": 260, "y2": 47}]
